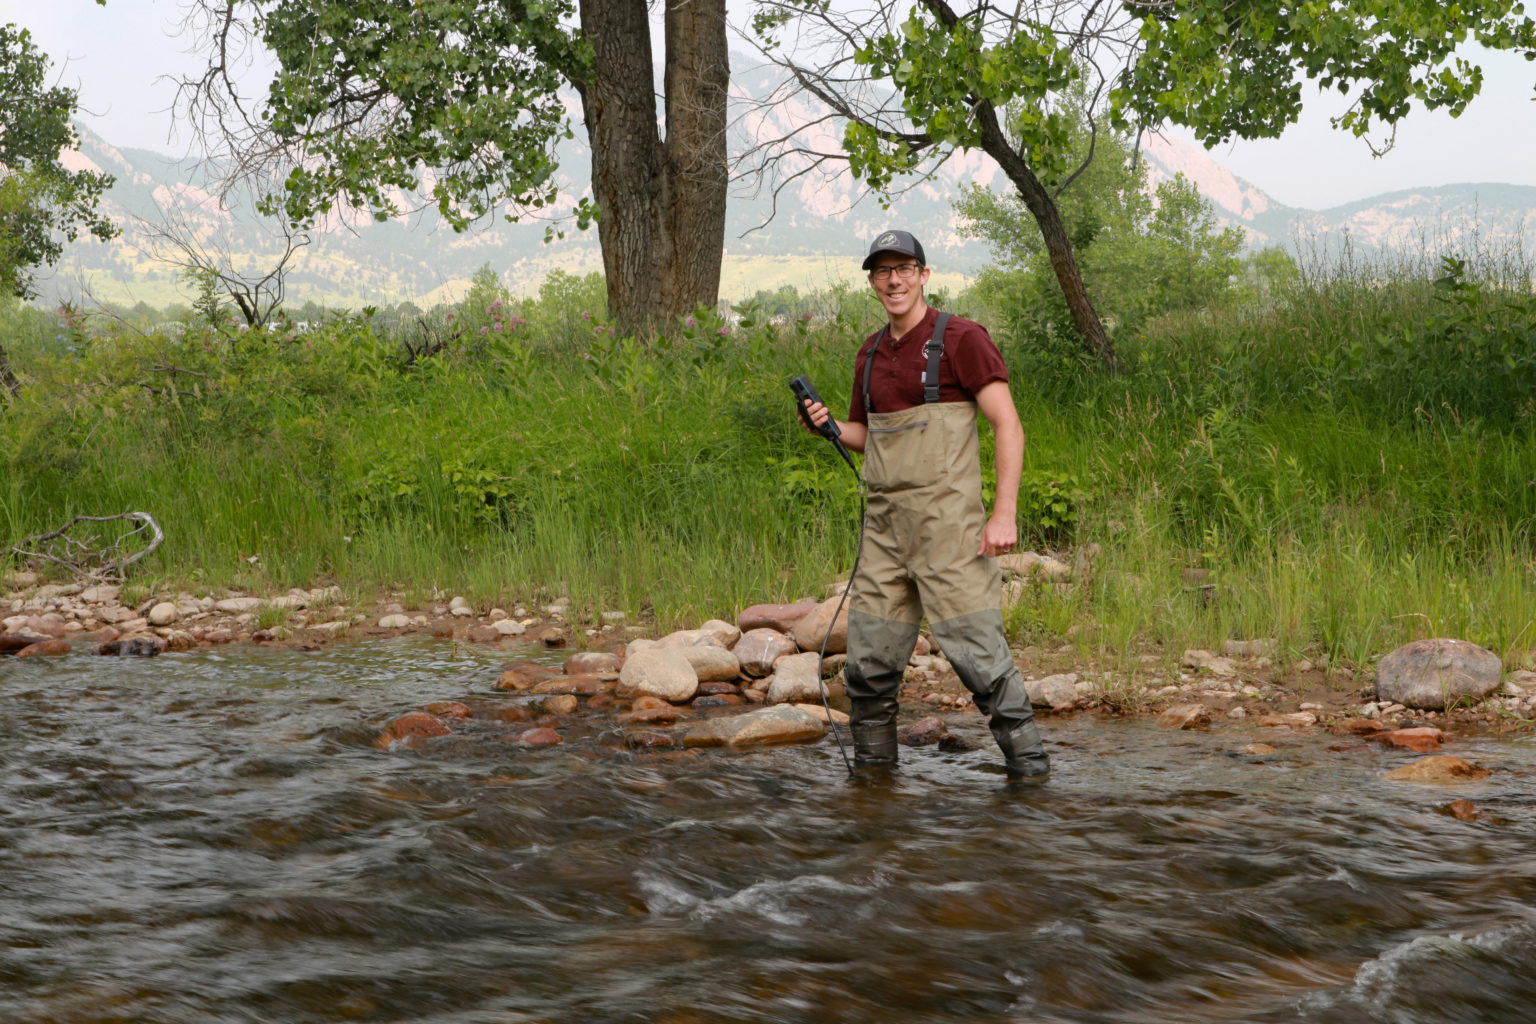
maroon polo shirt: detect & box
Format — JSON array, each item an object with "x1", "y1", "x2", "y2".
[{"x1": 847, "y1": 306, "x2": 1009, "y2": 425}]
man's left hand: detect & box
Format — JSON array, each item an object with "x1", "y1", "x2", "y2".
[{"x1": 979, "y1": 513, "x2": 1017, "y2": 557}]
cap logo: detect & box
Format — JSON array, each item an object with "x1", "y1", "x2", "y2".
[{"x1": 876, "y1": 232, "x2": 898, "y2": 247}]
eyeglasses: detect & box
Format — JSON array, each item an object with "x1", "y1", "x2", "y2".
[{"x1": 869, "y1": 262, "x2": 922, "y2": 281}]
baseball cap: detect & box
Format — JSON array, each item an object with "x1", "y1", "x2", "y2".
[{"x1": 861, "y1": 229, "x2": 926, "y2": 271}]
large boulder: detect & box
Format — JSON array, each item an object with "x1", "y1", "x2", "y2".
[
  {"x1": 739, "y1": 601, "x2": 820, "y2": 633},
  {"x1": 678, "y1": 644, "x2": 741, "y2": 682},
  {"x1": 681, "y1": 705, "x2": 827, "y2": 747},
  {"x1": 733, "y1": 628, "x2": 800, "y2": 677},
  {"x1": 1376, "y1": 639, "x2": 1502, "y2": 710},
  {"x1": 790, "y1": 596, "x2": 850, "y2": 654},
  {"x1": 766, "y1": 652, "x2": 823, "y2": 704},
  {"x1": 617, "y1": 648, "x2": 699, "y2": 703}
]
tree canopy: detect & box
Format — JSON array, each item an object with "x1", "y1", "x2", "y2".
[
  {"x1": 751, "y1": 0, "x2": 1536, "y2": 365},
  {"x1": 0, "y1": 23, "x2": 117, "y2": 299}
]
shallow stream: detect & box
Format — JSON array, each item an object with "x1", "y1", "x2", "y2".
[{"x1": 3, "y1": 638, "x2": 1535, "y2": 1023}]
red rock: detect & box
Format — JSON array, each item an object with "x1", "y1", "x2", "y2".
[
  {"x1": 1158, "y1": 704, "x2": 1211, "y2": 730},
  {"x1": 626, "y1": 730, "x2": 679, "y2": 749},
  {"x1": 496, "y1": 661, "x2": 559, "y2": 691},
  {"x1": 632, "y1": 695, "x2": 673, "y2": 711},
  {"x1": 692, "y1": 694, "x2": 742, "y2": 708},
  {"x1": 1444, "y1": 799, "x2": 1482, "y2": 822},
  {"x1": 586, "y1": 693, "x2": 617, "y2": 710},
  {"x1": 697, "y1": 681, "x2": 741, "y2": 696},
  {"x1": 467, "y1": 625, "x2": 501, "y2": 644},
  {"x1": 1331, "y1": 718, "x2": 1390, "y2": 736},
  {"x1": 899, "y1": 716, "x2": 948, "y2": 746},
  {"x1": 484, "y1": 705, "x2": 535, "y2": 723},
  {"x1": 536, "y1": 694, "x2": 579, "y2": 715},
  {"x1": 422, "y1": 701, "x2": 473, "y2": 719},
  {"x1": 16, "y1": 639, "x2": 70, "y2": 657},
  {"x1": 1371, "y1": 727, "x2": 1446, "y2": 753},
  {"x1": 376, "y1": 712, "x2": 451, "y2": 749},
  {"x1": 532, "y1": 673, "x2": 611, "y2": 696},
  {"x1": 626, "y1": 705, "x2": 681, "y2": 724},
  {"x1": 519, "y1": 727, "x2": 563, "y2": 746},
  {"x1": 738, "y1": 601, "x2": 820, "y2": 633},
  {"x1": 203, "y1": 629, "x2": 233, "y2": 644}
]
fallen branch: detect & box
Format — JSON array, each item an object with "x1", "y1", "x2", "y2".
[{"x1": 9, "y1": 511, "x2": 165, "y2": 582}]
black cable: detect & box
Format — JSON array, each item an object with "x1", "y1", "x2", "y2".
[{"x1": 816, "y1": 437, "x2": 865, "y2": 775}]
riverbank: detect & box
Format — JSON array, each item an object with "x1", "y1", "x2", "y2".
[{"x1": 8, "y1": 568, "x2": 1534, "y2": 752}]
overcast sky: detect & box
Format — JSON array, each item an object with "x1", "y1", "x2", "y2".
[{"x1": 9, "y1": 0, "x2": 1535, "y2": 211}]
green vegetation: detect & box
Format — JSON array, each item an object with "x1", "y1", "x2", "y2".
[{"x1": 2, "y1": 249, "x2": 1534, "y2": 679}]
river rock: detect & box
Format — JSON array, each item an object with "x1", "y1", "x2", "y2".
[
  {"x1": 627, "y1": 704, "x2": 682, "y2": 724},
  {"x1": 739, "y1": 602, "x2": 820, "y2": 633},
  {"x1": 79, "y1": 584, "x2": 119, "y2": 603},
  {"x1": 793, "y1": 703, "x2": 849, "y2": 725},
  {"x1": 515, "y1": 726, "x2": 563, "y2": 747},
  {"x1": 535, "y1": 694, "x2": 579, "y2": 716},
  {"x1": 449, "y1": 596, "x2": 473, "y2": 617},
  {"x1": 467, "y1": 625, "x2": 501, "y2": 644},
  {"x1": 532, "y1": 673, "x2": 612, "y2": 696},
  {"x1": 679, "y1": 644, "x2": 741, "y2": 682},
  {"x1": 2, "y1": 615, "x2": 28, "y2": 633},
  {"x1": 1027, "y1": 673, "x2": 1079, "y2": 708},
  {"x1": 97, "y1": 636, "x2": 165, "y2": 657},
  {"x1": 997, "y1": 551, "x2": 1070, "y2": 579},
  {"x1": 96, "y1": 606, "x2": 139, "y2": 624},
  {"x1": 1258, "y1": 711, "x2": 1317, "y2": 728},
  {"x1": 1158, "y1": 704, "x2": 1211, "y2": 730},
  {"x1": 5, "y1": 570, "x2": 39, "y2": 589},
  {"x1": 766, "y1": 652, "x2": 823, "y2": 704},
  {"x1": 1376, "y1": 639, "x2": 1502, "y2": 710},
  {"x1": 1382, "y1": 755, "x2": 1490, "y2": 783},
  {"x1": 565, "y1": 651, "x2": 620, "y2": 675},
  {"x1": 1369, "y1": 727, "x2": 1446, "y2": 753},
  {"x1": 422, "y1": 701, "x2": 473, "y2": 718},
  {"x1": 492, "y1": 618, "x2": 527, "y2": 636},
  {"x1": 734, "y1": 628, "x2": 799, "y2": 677},
  {"x1": 898, "y1": 716, "x2": 947, "y2": 746},
  {"x1": 16, "y1": 639, "x2": 70, "y2": 657},
  {"x1": 215, "y1": 597, "x2": 262, "y2": 614},
  {"x1": 378, "y1": 613, "x2": 411, "y2": 629},
  {"x1": 376, "y1": 712, "x2": 451, "y2": 750},
  {"x1": 617, "y1": 648, "x2": 699, "y2": 703},
  {"x1": 625, "y1": 730, "x2": 679, "y2": 749},
  {"x1": 496, "y1": 661, "x2": 559, "y2": 691},
  {"x1": 1224, "y1": 638, "x2": 1276, "y2": 658},
  {"x1": 681, "y1": 705, "x2": 827, "y2": 747},
  {"x1": 790, "y1": 597, "x2": 850, "y2": 654},
  {"x1": 1503, "y1": 669, "x2": 1536, "y2": 694},
  {"x1": 1, "y1": 633, "x2": 47, "y2": 654}
]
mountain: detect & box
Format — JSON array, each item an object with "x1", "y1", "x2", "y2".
[{"x1": 34, "y1": 74, "x2": 1536, "y2": 311}]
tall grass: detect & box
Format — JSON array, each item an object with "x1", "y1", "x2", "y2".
[{"x1": 2, "y1": 254, "x2": 1533, "y2": 679}]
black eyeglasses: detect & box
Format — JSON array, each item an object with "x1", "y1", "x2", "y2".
[{"x1": 869, "y1": 262, "x2": 922, "y2": 281}]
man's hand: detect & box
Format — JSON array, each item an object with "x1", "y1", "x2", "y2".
[
  {"x1": 979, "y1": 511, "x2": 1017, "y2": 557},
  {"x1": 800, "y1": 398, "x2": 831, "y2": 435}
]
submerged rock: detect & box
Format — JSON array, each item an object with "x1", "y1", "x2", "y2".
[
  {"x1": 376, "y1": 712, "x2": 452, "y2": 750},
  {"x1": 1376, "y1": 638, "x2": 1501, "y2": 710},
  {"x1": 1369, "y1": 727, "x2": 1447, "y2": 753},
  {"x1": 16, "y1": 639, "x2": 70, "y2": 657},
  {"x1": 97, "y1": 636, "x2": 165, "y2": 657},
  {"x1": 1383, "y1": 755, "x2": 1490, "y2": 784}
]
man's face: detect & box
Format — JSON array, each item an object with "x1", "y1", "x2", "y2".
[{"x1": 868, "y1": 253, "x2": 930, "y2": 322}]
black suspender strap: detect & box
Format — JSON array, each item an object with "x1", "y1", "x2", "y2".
[
  {"x1": 860, "y1": 325, "x2": 887, "y2": 417},
  {"x1": 923, "y1": 312, "x2": 951, "y2": 404},
  {"x1": 861, "y1": 311, "x2": 952, "y2": 414}
]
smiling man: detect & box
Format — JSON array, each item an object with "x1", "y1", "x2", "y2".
[{"x1": 800, "y1": 230, "x2": 1050, "y2": 778}]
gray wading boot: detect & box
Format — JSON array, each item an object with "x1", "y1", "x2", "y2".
[
  {"x1": 849, "y1": 698, "x2": 899, "y2": 767},
  {"x1": 995, "y1": 718, "x2": 1050, "y2": 779}
]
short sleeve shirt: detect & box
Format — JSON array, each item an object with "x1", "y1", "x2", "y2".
[{"x1": 848, "y1": 307, "x2": 1009, "y2": 425}]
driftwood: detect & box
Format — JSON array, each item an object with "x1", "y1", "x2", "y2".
[{"x1": 9, "y1": 511, "x2": 165, "y2": 582}]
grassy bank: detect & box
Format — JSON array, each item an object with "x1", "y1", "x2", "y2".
[{"x1": 2, "y1": 256, "x2": 1534, "y2": 679}]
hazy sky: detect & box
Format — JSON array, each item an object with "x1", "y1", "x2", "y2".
[{"x1": 9, "y1": 0, "x2": 1535, "y2": 211}]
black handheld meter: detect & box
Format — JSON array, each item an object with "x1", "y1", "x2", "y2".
[{"x1": 789, "y1": 375, "x2": 841, "y2": 440}]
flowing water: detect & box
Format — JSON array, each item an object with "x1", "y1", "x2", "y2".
[{"x1": 3, "y1": 638, "x2": 1535, "y2": 1024}]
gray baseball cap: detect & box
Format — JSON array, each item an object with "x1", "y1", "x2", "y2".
[{"x1": 862, "y1": 229, "x2": 926, "y2": 271}]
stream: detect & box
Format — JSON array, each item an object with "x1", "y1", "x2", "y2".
[{"x1": 3, "y1": 637, "x2": 1534, "y2": 1023}]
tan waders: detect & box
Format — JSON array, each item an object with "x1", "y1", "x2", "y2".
[{"x1": 845, "y1": 358, "x2": 1049, "y2": 777}]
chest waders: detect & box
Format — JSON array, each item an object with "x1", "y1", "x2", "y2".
[{"x1": 844, "y1": 314, "x2": 1050, "y2": 777}]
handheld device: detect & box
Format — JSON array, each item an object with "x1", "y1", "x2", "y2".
[{"x1": 789, "y1": 375, "x2": 840, "y2": 440}]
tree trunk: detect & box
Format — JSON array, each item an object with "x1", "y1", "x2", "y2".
[
  {"x1": 578, "y1": 0, "x2": 728, "y2": 331},
  {"x1": 579, "y1": 0, "x2": 664, "y2": 330},
  {"x1": 974, "y1": 103, "x2": 1118, "y2": 368},
  {"x1": 659, "y1": 0, "x2": 729, "y2": 321}
]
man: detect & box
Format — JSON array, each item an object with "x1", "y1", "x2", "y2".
[{"x1": 800, "y1": 229, "x2": 1050, "y2": 778}]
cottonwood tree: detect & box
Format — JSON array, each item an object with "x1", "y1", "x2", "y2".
[
  {"x1": 748, "y1": 0, "x2": 1536, "y2": 368},
  {"x1": 175, "y1": 0, "x2": 728, "y2": 330},
  {"x1": 0, "y1": 23, "x2": 117, "y2": 299}
]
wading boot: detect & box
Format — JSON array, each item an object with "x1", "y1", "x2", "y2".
[
  {"x1": 996, "y1": 719, "x2": 1050, "y2": 780},
  {"x1": 848, "y1": 696, "x2": 900, "y2": 767}
]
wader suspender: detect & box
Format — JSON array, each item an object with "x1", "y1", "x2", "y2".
[{"x1": 861, "y1": 311, "x2": 953, "y2": 416}]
